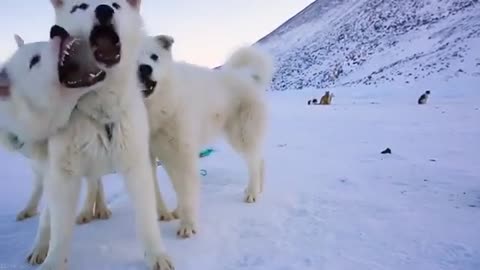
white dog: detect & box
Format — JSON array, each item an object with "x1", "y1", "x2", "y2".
[
  {"x1": 0, "y1": 26, "x2": 107, "y2": 221},
  {"x1": 26, "y1": 1, "x2": 173, "y2": 269},
  {"x1": 134, "y1": 35, "x2": 273, "y2": 237},
  {"x1": 0, "y1": 26, "x2": 105, "y2": 143},
  {"x1": 1, "y1": 34, "x2": 111, "y2": 223}
]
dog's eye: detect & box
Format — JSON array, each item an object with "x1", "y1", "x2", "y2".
[
  {"x1": 150, "y1": 54, "x2": 159, "y2": 62},
  {"x1": 79, "y1": 3, "x2": 89, "y2": 10},
  {"x1": 70, "y1": 3, "x2": 89, "y2": 13},
  {"x1": 29, "y1": 55, "x2": 41, "y2": 69},
  {"x1": 112, "y1": 2, "x2": 121, "y2": 9}
]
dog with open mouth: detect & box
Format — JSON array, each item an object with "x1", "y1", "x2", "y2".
[
  {"x1": 0, "y1": 25, "x2": 105, "y2": 143},
  {"x1": 0, "y1": 25, "x2": 109, "y2": 224},
  {"x1": 130, "y1": 35, "x2": 273, "y2": 239},
  {"x1": 25, "y1": 1, "x2": 173, "y2": 269}
]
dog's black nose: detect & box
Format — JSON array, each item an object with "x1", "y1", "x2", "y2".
[
  {"x1": 138, "y1": 64, "x2": 153, "y2": 77},
  {"x1": 95, "y1": 5, "x2": 114, "y2": 25}
]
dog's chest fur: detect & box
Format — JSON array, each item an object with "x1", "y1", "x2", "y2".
[
  {"x1": 50, "y1": 80, "x2": 149, "y2": 178},
  {"x1": 76, "y1": 88, "x2": 123, "y2": 124}
]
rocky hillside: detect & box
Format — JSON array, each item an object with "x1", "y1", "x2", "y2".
[{"x1": 256, "y1": 0, "x2": 480, "y2": 91}]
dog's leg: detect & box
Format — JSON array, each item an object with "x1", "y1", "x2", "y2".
[
  {"x1": 76, "y1": 177, "x2": 98, "y2": 224},
  {"x1": 17, "y1": 168, "x2": 43, "y2": 221},
  {"x1": 225, "y1": 114, "x2": 266, "y2": 203},
  {"x1": 94, "y1": 178, "x2": 112, "y2": 220},
  {"x1": 27, "y1": 207, "x2": 50, "y2": 265},
  {"x1": 151, "y1": 157, "x2": 175, "y2": 221},
  {"x1": 244, "y1": 152, "x2": 264, "y2": 203},
  {"x1": 162, "y1": 154, "x2": 199, "y2": 238},
  {"x1": 38, "y1": 168, "x2": 81, "y2": 270},
  {"x1": 259, "y1": 158, "x2": 265, "y2": 193},
  {"x1": 121, "y1": 153, "x2": 173, "y2": 269}
]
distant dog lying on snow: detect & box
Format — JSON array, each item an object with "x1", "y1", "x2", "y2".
[
  {"x1": 319, "y1": 91, "x2": 334, "y2": 105},
  {"x1": 307, "y1": 91, "x2": 334, "y2": 105},
  {"x1": 418, "y1": 90, "x2": 430, "y2": 105},
  {"x1": 0, "y1": 30, "x2": 109, "y2": 222}
]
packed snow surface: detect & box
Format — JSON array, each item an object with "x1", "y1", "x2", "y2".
[{"x1": 0, "y1": 79, "x2": 479, "y2": 270}]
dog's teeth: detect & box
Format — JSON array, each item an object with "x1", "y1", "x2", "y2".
[
  {"x1": 115, "y1": 54, "x2": 120, "y2": 59},
  {"x1": 89, "y1": 73, "x2": 96, "y2": 78}
]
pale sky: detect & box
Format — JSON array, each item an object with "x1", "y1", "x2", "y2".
[{"x1": 0, "y1": 0, "x2": 314, "y2": 67}]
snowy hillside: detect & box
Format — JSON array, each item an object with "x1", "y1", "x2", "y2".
[{"x1": 257, "y1": 0, "x2": 480, "y2": 91}]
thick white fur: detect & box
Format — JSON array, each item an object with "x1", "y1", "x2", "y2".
[
  {"x1": 136, "y1": 36, "x2": 273, "y2": 236},
  {"x1": 28, "y1": 1, "x2": 172, "y2": 269}
]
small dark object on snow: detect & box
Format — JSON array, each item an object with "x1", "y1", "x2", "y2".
[
  {"x1": 418, "y1": 90, "x2": 431, "y2": 105},
  {"x1": 307, "y1": 98, "x2": 318, "y2": 105},
  {"x1": 429, "y1": 159, "x2": 437, "y2": 162},
  {"x1": 381, "y1": 148, "x2": 392, "y2": 154}
]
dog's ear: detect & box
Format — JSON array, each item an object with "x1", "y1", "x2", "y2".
[
  {"x1": 50, "y1": 0, "x2": 64, "y2": 8},
  {"x1": 14, "y1": 34, "x2": 24, "y2": 48},
  {"x1": 155, "y1": 35, "x2": 174, "y2": 51},
  {"x1": 127, "y1": 0, "x2": 141, "y2": 8},
  {"x1": 0, "y1": 69, "x2": 11, "y2": 99}
]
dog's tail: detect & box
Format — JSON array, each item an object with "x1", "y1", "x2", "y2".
[{"x1": 223, "y1": 46, "x2": 274, "y2": 89}]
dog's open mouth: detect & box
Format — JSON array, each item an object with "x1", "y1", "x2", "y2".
[
  {"x1": 138, "y1": 75, "x2": 157, "y2": 98},
  {"x1": 90, "y1": 24, "x2": 121, "y2": 67},
  {"x1": 58, "y1": 35, "x2": 106, "y2": 88}
]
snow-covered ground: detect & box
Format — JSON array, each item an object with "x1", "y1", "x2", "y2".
[{"x1": 0, "y1": 81, "x2": 479, "y2": 270}]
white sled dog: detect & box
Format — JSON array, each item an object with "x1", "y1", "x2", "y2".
[
  {"x1": 0, "y1": 34, "x2": 110, "y2": 224},
  {"x1": 135, "y1": 35, "x2": 273, "y2": 236},
  {"x1": 0, "y1": 26, "x2": 107, "y2": 222},
  {"x1": 26, "y1": 1, "x2": 173, "y2": 269},
  {"x1": 0, "y1": 27, "x2": 105, "y2": 144}
]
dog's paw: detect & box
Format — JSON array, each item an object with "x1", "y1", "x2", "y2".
[
  {"x1": 157, "y1": 210, "x2": 175, "y2": 222},
  {"x1": 16, "y1": 208, "x2": 38, "y2": 221},
  {"x1": 76, "y1": 211, "x2": 95, "y2": 225},
  {"x1": 244, "y1": 194, "x2": 257, "y2": 203},
  {"x1": 146, "y1": 252, "x2": 174, "y2": 270},
  {"x1": 176, "y1": 222, "x2": 197, "y2": 239},
  {"x1": 27, "y1": 245, "x2": 49, "y2": 265},
  {"x1": 244, "y1": 190, "x2": 259, "y2": 203},
  {"x1": 94, "y1": 206, "x2": 112, "y2": 220}
]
